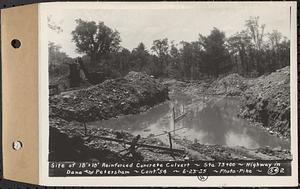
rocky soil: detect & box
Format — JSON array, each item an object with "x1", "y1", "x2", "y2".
[
  {"x1": 239, "y1": 66, "x2": 290, "y2": 138},
  {"x1": 50, "y1": 71, "x2": 169, "y2": 122},
  {"x1": 50, "y1": 118, "x2": 186, "y2": 162},
  {"x1": 172, "y1": 137, "x2": 291, "y2": 161},
  {"x1": 165, "y1": 73, "x2": 248, "y2": 98},
  {"x1": 50, "y1": 117, "x2": 291, "y2": 162},
  {"x1": 49, "y1": 72, "x2": 175, "y2": 161},
  {"x1": 208, "y1": 73, "x2": 248, "y2": 96}
]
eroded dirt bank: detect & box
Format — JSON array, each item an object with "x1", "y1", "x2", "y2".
[
  {"x1": 165, "y1": 73, "x2": 248, "y2": 98},
  {"x1": 50, "y1": 71, "x2": 169, "y2": 122},
  {"x1": 50, "y1": 118, "x2": 185, "y2": 161},
  {"x1": 49, "y1": 72, "x2": 175, "y2": 161},
  {"x1": 239, "y1": 66, "x2": 290, "y2": 138}
]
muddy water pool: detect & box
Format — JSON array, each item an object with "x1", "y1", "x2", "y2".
[{"x1": 88, "y1": 92, "x2": 290, "y2": 150}]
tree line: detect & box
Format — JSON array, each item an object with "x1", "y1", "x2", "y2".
[{"x1": 49, "y1": 16, "x2": 290, "y2": 81}]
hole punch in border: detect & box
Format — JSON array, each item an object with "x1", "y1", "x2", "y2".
[
  {"x1": 11, "y1": 39, "x2": 21, "y2": 49},
  {"x1": 12, "y1": 141, "x2": 23, "y2": 151}
]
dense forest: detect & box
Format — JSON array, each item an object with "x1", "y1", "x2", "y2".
[{"x1": 49, "y1": 16, "x2": 290, "y2": 81}]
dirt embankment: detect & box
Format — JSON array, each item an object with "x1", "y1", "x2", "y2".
[
  {"x1": 240, "y1": 66, "x2": 290, "y2": 138},
  {"x1": 50, "y1": 71, "x2": 169, "y2": 122},
  {"x1": 50, "y1": 118, "x2": 186, "y2": 161},
  {"x1": 165, "y1": 73, "x2": 248, "y2": 98},
  {"x1": 172, "y1": 137, "x2": 291, "y2": 161},
  {"x1": 208, "y1": 74, "x2": 248, "y2": 96},
  {"x1": 50, "y1": 72, "x2": 173, "y2": 161}
]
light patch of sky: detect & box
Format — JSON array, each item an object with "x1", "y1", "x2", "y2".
[{"x1": 47, "y1": 3, "x2": 291, "y2": 58}]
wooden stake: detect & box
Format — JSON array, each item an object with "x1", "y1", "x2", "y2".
[
  {"x1": 168, "y1": 132, "x2": 173, "y2": 150},
  {"x1": 83, "y1": 122, "x2": 87, "y2": 135},
  {"x1": 181, "y1": 104, "x2": 184, "y2": 114},
  {"x1": 123, "y1": 135, "x2": 141, "y2": 157},
  {"x1": 172, "y1": 106, "x2": 176, "y2": 134}
]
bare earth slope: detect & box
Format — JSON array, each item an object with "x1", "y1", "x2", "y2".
[
  {"x1": 240, "y1": 66, "x2": 290, "y2": 138},
  {"x1": 50, "y1": 71, "x2": 169, "y2": 122}
]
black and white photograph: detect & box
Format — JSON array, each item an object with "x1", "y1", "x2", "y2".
[{"x1": 44, "y1": 2, "x2": 296, "y2": 183}]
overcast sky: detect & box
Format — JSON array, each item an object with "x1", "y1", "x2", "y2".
[{"x1": 46, "y1": 2, "x2": 291, "y2": 58}]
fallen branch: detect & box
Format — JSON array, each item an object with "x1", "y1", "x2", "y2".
[
  {"x1": 92, "y1": 135, "x2": 185, "y2": 153},
  {"x1": 150, "y1": 127, "x2": 187, "y2": 138},
  {"x1": 174, "y1": 112, "x2": 187, "y2": 123}
]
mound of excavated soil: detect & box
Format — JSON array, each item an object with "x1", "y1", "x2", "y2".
[
  {"x1": 49, "y1": 72, "x2": 175, "y2": 162},
  {"x1": 50, "y1": 71, "x2": 169, "y2": 122},
  {"x1": 240, "y1": 66, "x2": 290, "y2": 138},
  {"x1": 208, "y1": 73, "x2": 248, "y2": 96},
  {"x1": 166, "y1": 74, "x2": 248, "y2": 98}
]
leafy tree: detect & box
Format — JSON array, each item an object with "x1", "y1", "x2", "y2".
[
  {"x1": 48, "y1": 42, "x2": 71, "y2": 79},
  {"x1": 118, "y1": 48, "x2": 131, "y2": 75},
  {"x1": 180, "y1": 41, "x2": 203, "y2": 79},
  {"x1": 66, "y1": 16, "x2": 289, "y2": 82},
  {"x1": 245, "y1": 16, "x2": 265, "y2": 51},
  {"x1": 71, "y1": 19, "x2": 121, "y2": 66},
  {"x1": 199, "y1": 28, "x2": 231, "y2": 77},
  {"x1": 227, "y1": 31, "x2": 252, "y2": 75},
  {"x1": 151, "y1": 38, "x2": 169, "y2": 76},
  {"x1": 169, "y1": 41, "x2": 182, "y2": 78},
  {"x1": 266, "y1": 31, "x2": 289, "y2": 71},
  {"x1": 267, "y1": 30, "x2": 282, "y2": 50},
  {"x1": 131, "y1": 43, "x2": 150, "y2": 71},
  {"x1": 244, "y1": 17, "x2": 266, "y2": 75},
  {"x1": 226, "y1": 18, "x2": 289, "y2": 77},
  {"x1": 277, "y1": 37, "x2": 290, "y2": 68}
]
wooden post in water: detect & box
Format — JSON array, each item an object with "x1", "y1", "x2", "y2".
[
  {"x1": 83, "y1": 122, "x2": 87, "y2": 135},
  {"x1": 168, "y1": 132, "x2": 173, "y2": 150},
  {"x1": 172, "y1": 106, "x2": 176, "y2": 134},
  {"x1": 181, "y1": 104, "x2": 185, "y2": 114}
]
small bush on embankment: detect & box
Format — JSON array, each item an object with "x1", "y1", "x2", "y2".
[{"x1": 240, "y1": 66, "x2": 290, "y2": 138}]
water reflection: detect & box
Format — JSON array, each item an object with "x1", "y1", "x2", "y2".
[
  {"x1": 88, "y1": 102, "x2": 171, "y2": 132},
  {"x1": 180, "y1": 97, "x2": 290, "y2": 149},
  {"x1": 89, "y1": 93, "x2": 290, "y2": 150}
]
